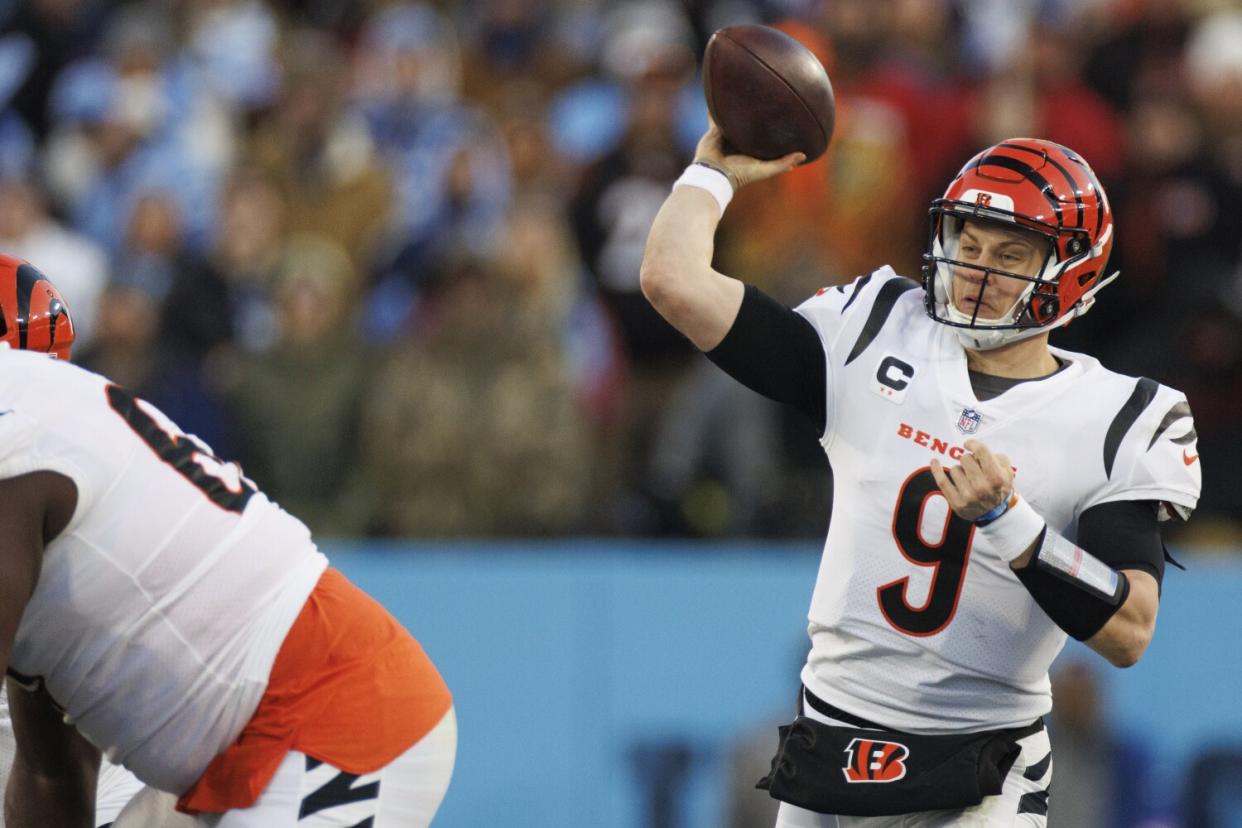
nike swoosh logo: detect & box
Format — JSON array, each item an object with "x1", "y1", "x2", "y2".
[{"x1": 1183, "y1": 450, "x2": 1199, "y2": 465}]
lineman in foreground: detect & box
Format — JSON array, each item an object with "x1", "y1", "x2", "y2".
[{"x1": 0, "y1": 254, "x2": 455, "y2": 826}]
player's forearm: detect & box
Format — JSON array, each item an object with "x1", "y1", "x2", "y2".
[
  {"x1": 5, "y1": 760, "x2": 97, "y2": 827},
  {"x1": 1008, "y1": 529, "x2": 1158, "y2": 667},
  {"x1": 640, "y1": 186, "x2": 744, "y2": 351},
  {"x1": 1084, "y1": 569, "x2": 1159, "y2": 668},
  {"x1": 977, "y1": 492, "x2": 1157, "y2": 660}
]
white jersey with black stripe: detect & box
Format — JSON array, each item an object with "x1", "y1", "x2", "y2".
[
  {"x1": 793, "y1": 268, "x2": 1200, "y2": 734},
  {"x1": 0, "y1": 350, "x2": 328, "y2": 795}
]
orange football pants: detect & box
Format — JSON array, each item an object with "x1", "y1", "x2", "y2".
[{"x1": 177, "y1": 567, "x2": 452, "y2": 814}]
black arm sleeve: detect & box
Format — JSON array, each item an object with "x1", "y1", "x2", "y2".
[
  {"x1": 705, "y1": 284, "x2": 827, "y2": 432},
  {"x1": 1076, "y1": 499, "x2": 1165, "y2": 586},
  {"x1": 1013, "y1": 500, "x2": 1164, "y2": 642}
]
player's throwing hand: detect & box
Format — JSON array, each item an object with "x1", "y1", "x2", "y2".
[
  {"x1": 929, "y1": 439, "x2": 1014, "y2": 522},
  {"x1": 693, "y1": 118, "x2": 805, "y2": 192}
]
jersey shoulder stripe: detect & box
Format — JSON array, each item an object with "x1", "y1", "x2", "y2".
[
  {"x1": 1147, "y1": 400, "x2": 1195, "y2": 450},
  {"x1": 1103, "y1": 376, "x2": 1159, "y2": 479},
  {"x1": 843, "y1": 276, "x2": 920, "y2": 365},
  {"x1": 841, "y1": 273, "x2": 873, "y2": 312},
  {"x1": 1078, "y1": 361, "x2": 1201, "y2": 518}
]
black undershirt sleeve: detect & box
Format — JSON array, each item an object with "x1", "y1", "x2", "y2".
[
  {"x1": 705, "y1": 284, "x2": 828, "y2": 433},
  {"x1": 1075, "y1": 499, "x2": 1166, "y2": 586}
]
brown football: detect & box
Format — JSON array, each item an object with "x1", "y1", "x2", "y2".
[{"x1": 703, "y1": 24, "x2": 835, "y2": 162}]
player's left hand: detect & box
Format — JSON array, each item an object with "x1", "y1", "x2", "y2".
[{"x1": 930, "y1": 439, "x2": 1014, "y2": 522}]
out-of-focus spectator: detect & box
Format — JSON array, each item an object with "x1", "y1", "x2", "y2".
[
  {"x1": 0, "y1": 0, "x2": 108, "y2": 141},
  {"x1": 955, "y1": 0, "x2": 1041, "y2": 75},
  {"x1": 494, "y1": 80, "x2": 575, "y2": 204},
  {"x1": 548, "y1": 0, "x2": 704, "y2": 167},
  {"x1": 183, "y1": 0, "x2": 281, "y2": 114},
  {"x1": 0, "y1": 31, "x2": 39, "y2": 178},
  {"x1": 644, "y1": 360, "x2": 782, "y2": 536},
  {"x1": 502, "y1": 195, "x2": 624, "y2": 421},
  {"x1": 969, "y1": 11, "x2": 1126, "y2": 185},
  {"x1": 357, "y1": 4, "x2": 511, "y2": 243},
  {"x1": 354, "y1": 248, "x2": 593, "y2": 536},
  {"x1": 1059, "y1": 87, "x2": 1235, "y2": 373},
  {"x1": 43, "y1": 3, "x2": 231, "y2": 253},
  {"x1": 279, "y1": 0, "x2": 370, "y2": 33},
  {"x1": 456, "y1": 0, "x2": 586, "y2": 112},
  {"x1": 1084, "y1": 0, "x2": 1194, "y2": 112},
  {"x1": 1184, "y1": 8, "x2": 1242, "y2": 283},
  {"x1": 501, "y1": 194, "x2": 626, "y2": 523},
  {"x1": 1047, "y1": 658, "x2": 1160, "y2": 828},
  {"x1": 820, "y1": 0, "x2": 969, "y2": 208},
  {"x1": 0, "y1": 172, "x2": 108, "y2": 347},
  {"x1": 220, "y1": 233, "x2": 371, "y2": 536},
  {"x1": 490, "y1": 70, "x2": 628, "y2": 469},
  {"x1": 1185, "y1": 9, "x2": 1242, "y2": 126},
  {"x1": 567, "y1": 1, "x2": 702, "y2": 526},
  {"x1": 161, "y1": 166, "x2": 287, "y2": 359},
  {"x1": 115, "y1": 190, "x2": 187, "y2": 304},
  {"x1": 76, "y1": 274, "x2": 236, "y2": 459},
  {"x1": 248, "y1": 26, "x2": 391, "y2": 270},
  {"x1": 355, "y1": 3, "x2": 511, "y2": 300}
]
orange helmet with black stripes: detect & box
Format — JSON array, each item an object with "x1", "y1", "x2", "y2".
[
  {"x1": 922, "y1": 138, "x2": 1116, "y2": 350},
  {"x1": 0, "y1": 254, "x2": 75, "y2": 360}
]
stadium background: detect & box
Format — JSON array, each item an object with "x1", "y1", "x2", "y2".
[{"x1": 1, "y1": 0, "x2": 1240, "y2": 825}]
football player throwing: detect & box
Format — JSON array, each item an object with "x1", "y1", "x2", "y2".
[{"x1": 641, "y1": 126, "x2": 1199, "y2": 826}]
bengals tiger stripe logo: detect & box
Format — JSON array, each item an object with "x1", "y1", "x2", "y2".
[{"x1": 842, "y1": 737, "x2": 909, "y2": 783}]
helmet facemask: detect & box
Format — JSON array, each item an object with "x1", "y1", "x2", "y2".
[{"x1": 923, "y1": 202, "x2": 1088, "y2": 351}]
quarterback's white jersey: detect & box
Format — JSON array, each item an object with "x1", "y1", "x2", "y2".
[
  {"x1": 795, "y1": 268, "x2": 1200, "y2": 734},
  {"x1": 0, "y1": 349, "x2": 328, "y2": 795}
]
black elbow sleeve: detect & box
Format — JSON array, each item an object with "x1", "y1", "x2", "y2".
[{"x1": 1015, "y1": 558, "x2": 1131, "y2": 641}]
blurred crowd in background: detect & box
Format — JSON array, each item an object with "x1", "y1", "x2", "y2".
[{"x1": 2, "y1": 0, "x2": 1240, "y2": 541}]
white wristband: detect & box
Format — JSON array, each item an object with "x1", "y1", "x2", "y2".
[
  {"x1": 976, "y1": 495, "x2": 1046, "y2": 562},
  {"x1": 673, "y1": 163, "x2": 734, "y2": 215}
]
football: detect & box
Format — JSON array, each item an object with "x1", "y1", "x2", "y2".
[{"x1": 703, "y1": 24, "x2": 835, "y2": 162}]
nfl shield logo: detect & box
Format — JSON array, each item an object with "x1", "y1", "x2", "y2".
[{"x1": 956, "y1": 408, "x2": 982, "y2": 434}]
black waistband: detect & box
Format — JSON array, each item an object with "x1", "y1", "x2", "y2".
[
  {"x1": 802, "y1": 686, "x2": 887, "y2": 728},
  {"x1": 801, "y1": 686, "x2": 1044, "y2": 739}
]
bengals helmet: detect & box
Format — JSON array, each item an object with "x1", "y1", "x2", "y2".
[
  {"x1": 0, "y1": 254, "x2": 75, "y2": 360},
  {"x1": 922, "y1": 138, "x2": 1117, "y2": 350}
]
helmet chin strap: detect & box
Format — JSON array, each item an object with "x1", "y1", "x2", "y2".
[{"x1": 953, "y1": 318, "x2": 1046, "y2": 351}]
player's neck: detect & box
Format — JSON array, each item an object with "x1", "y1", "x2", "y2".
[{"x1": 964, "y1": 335, "x2": 1059, "y2": 379}]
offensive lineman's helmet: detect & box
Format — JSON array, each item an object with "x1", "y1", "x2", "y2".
[
  {"x1": 0, "y1": 254, "x2": 75, "y2": 359},
  {"x1": 922, "y1": 138, "x2": 1117, "y2": 350}
]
